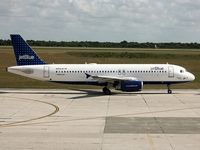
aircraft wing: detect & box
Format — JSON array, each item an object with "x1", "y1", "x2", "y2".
[{"x1": 85, "y1": 73, "x2": 138, "y2": 83}]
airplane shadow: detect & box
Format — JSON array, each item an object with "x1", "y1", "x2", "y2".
[
  {"x1": 0, "y1": 90, "x2": 105, "y2": 99},
  {"x1": 0, "y1": 89, "x2": 184, "y2": 100},
  {"x1": 65, "y1": 89, "x2": 169, "y2": 99}
]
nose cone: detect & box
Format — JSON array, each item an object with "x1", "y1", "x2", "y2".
[{"x1": 189, "y1": 73, "x2": 195, "y2": 81}]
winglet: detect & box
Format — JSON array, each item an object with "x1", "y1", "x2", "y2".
[{"x1": 85, "y1": 73, "x2": 91, "y2": 79}]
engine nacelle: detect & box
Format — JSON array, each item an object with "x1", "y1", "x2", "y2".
[{"x1": 116, "y1": 80, "x2": 143, "y2": 92}]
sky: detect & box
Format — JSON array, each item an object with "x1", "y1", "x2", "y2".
[{"x1": 1, "y1": 0, "x2": 200, "y2": 42}]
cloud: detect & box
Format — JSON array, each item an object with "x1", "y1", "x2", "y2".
[{"x1": 0, "y1": 0, "x2": 200, "y2": 42}]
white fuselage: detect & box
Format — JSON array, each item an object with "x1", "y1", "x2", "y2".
[{"x1": 8, "y1": 64, "x2": 195, "y2": 85}]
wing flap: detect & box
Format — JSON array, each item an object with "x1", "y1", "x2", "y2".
[{"x1": 86, "y1": 73, "x2": 138, "y2": 83}]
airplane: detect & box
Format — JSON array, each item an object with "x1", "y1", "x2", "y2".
[{"x1": 7, "y1": 34, "x2": 195, "y2": 95}]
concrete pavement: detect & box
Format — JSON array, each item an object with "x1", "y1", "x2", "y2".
[{"x1": 0, "y1": 89, "x2": 200, "y2": 150}]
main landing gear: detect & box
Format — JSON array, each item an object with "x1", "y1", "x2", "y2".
[
  {"x1": 103, "y1": 87, "x2": 111, "y2": 95},
  {"x1": 167, "y1": 84, "x2": 172, "y2": 94}
]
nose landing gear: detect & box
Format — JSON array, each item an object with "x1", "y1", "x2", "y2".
[{"x1": 167, "y1": 84, "x2": 172, "y2": 94}]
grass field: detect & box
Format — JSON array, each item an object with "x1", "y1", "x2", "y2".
[{"x1": 0, "y1": 46, "x2": 199, "y2": 89}]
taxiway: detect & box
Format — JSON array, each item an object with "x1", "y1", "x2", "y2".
[{"x1": 0, "y1": 89, "x2": 200, "y2": 150}]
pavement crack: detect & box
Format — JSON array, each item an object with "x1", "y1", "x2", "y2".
[{"x1": 101, "y1": 95, "x2": 111, "y2": 150}]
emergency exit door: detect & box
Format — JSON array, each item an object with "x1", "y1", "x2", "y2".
[{"x1": 118, "y1": 69, "x2": 126, "y2": 76}]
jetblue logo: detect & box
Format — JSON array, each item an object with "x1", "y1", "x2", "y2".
[
  {"x1": 19, "y1": 55, "x2": 35, "y2": 61},
  {"x1": 151, "y1": 67, "x2": 164, "y2": 70}
]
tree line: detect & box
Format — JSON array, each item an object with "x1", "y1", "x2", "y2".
[{"x1": 0, "y1": 39, "x2": 200, "y2": 49}]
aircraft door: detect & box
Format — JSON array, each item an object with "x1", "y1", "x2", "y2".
[
  {"x1": 168, "y1": 66, "x2": 174, "y2": 78},
  {"x1": 43, "y1": 66, "x2": 49, "y2": 78}
]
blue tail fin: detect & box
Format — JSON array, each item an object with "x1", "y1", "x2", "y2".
[{"x1": 10, "y1": 34, "x2": 46, "y2": 66}]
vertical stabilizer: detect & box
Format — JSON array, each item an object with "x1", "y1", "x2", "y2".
[{"x1": 10, "y1": 34, "x2": 46, "y2": 66}]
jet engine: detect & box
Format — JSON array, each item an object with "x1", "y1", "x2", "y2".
[{"x1": 116, "y1": 80, "x2": 143, "y2": 92}]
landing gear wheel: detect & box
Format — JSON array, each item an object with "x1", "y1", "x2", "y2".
[
  {"x1": 167, "y1": 84, "x2": 172, "y2": 94},
  {"x1": 103, "y1": 87, "x2": 111, "y2": 95},
  {"x1": 168, "y1": 89, "x2": 172, "y2": 94}
]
